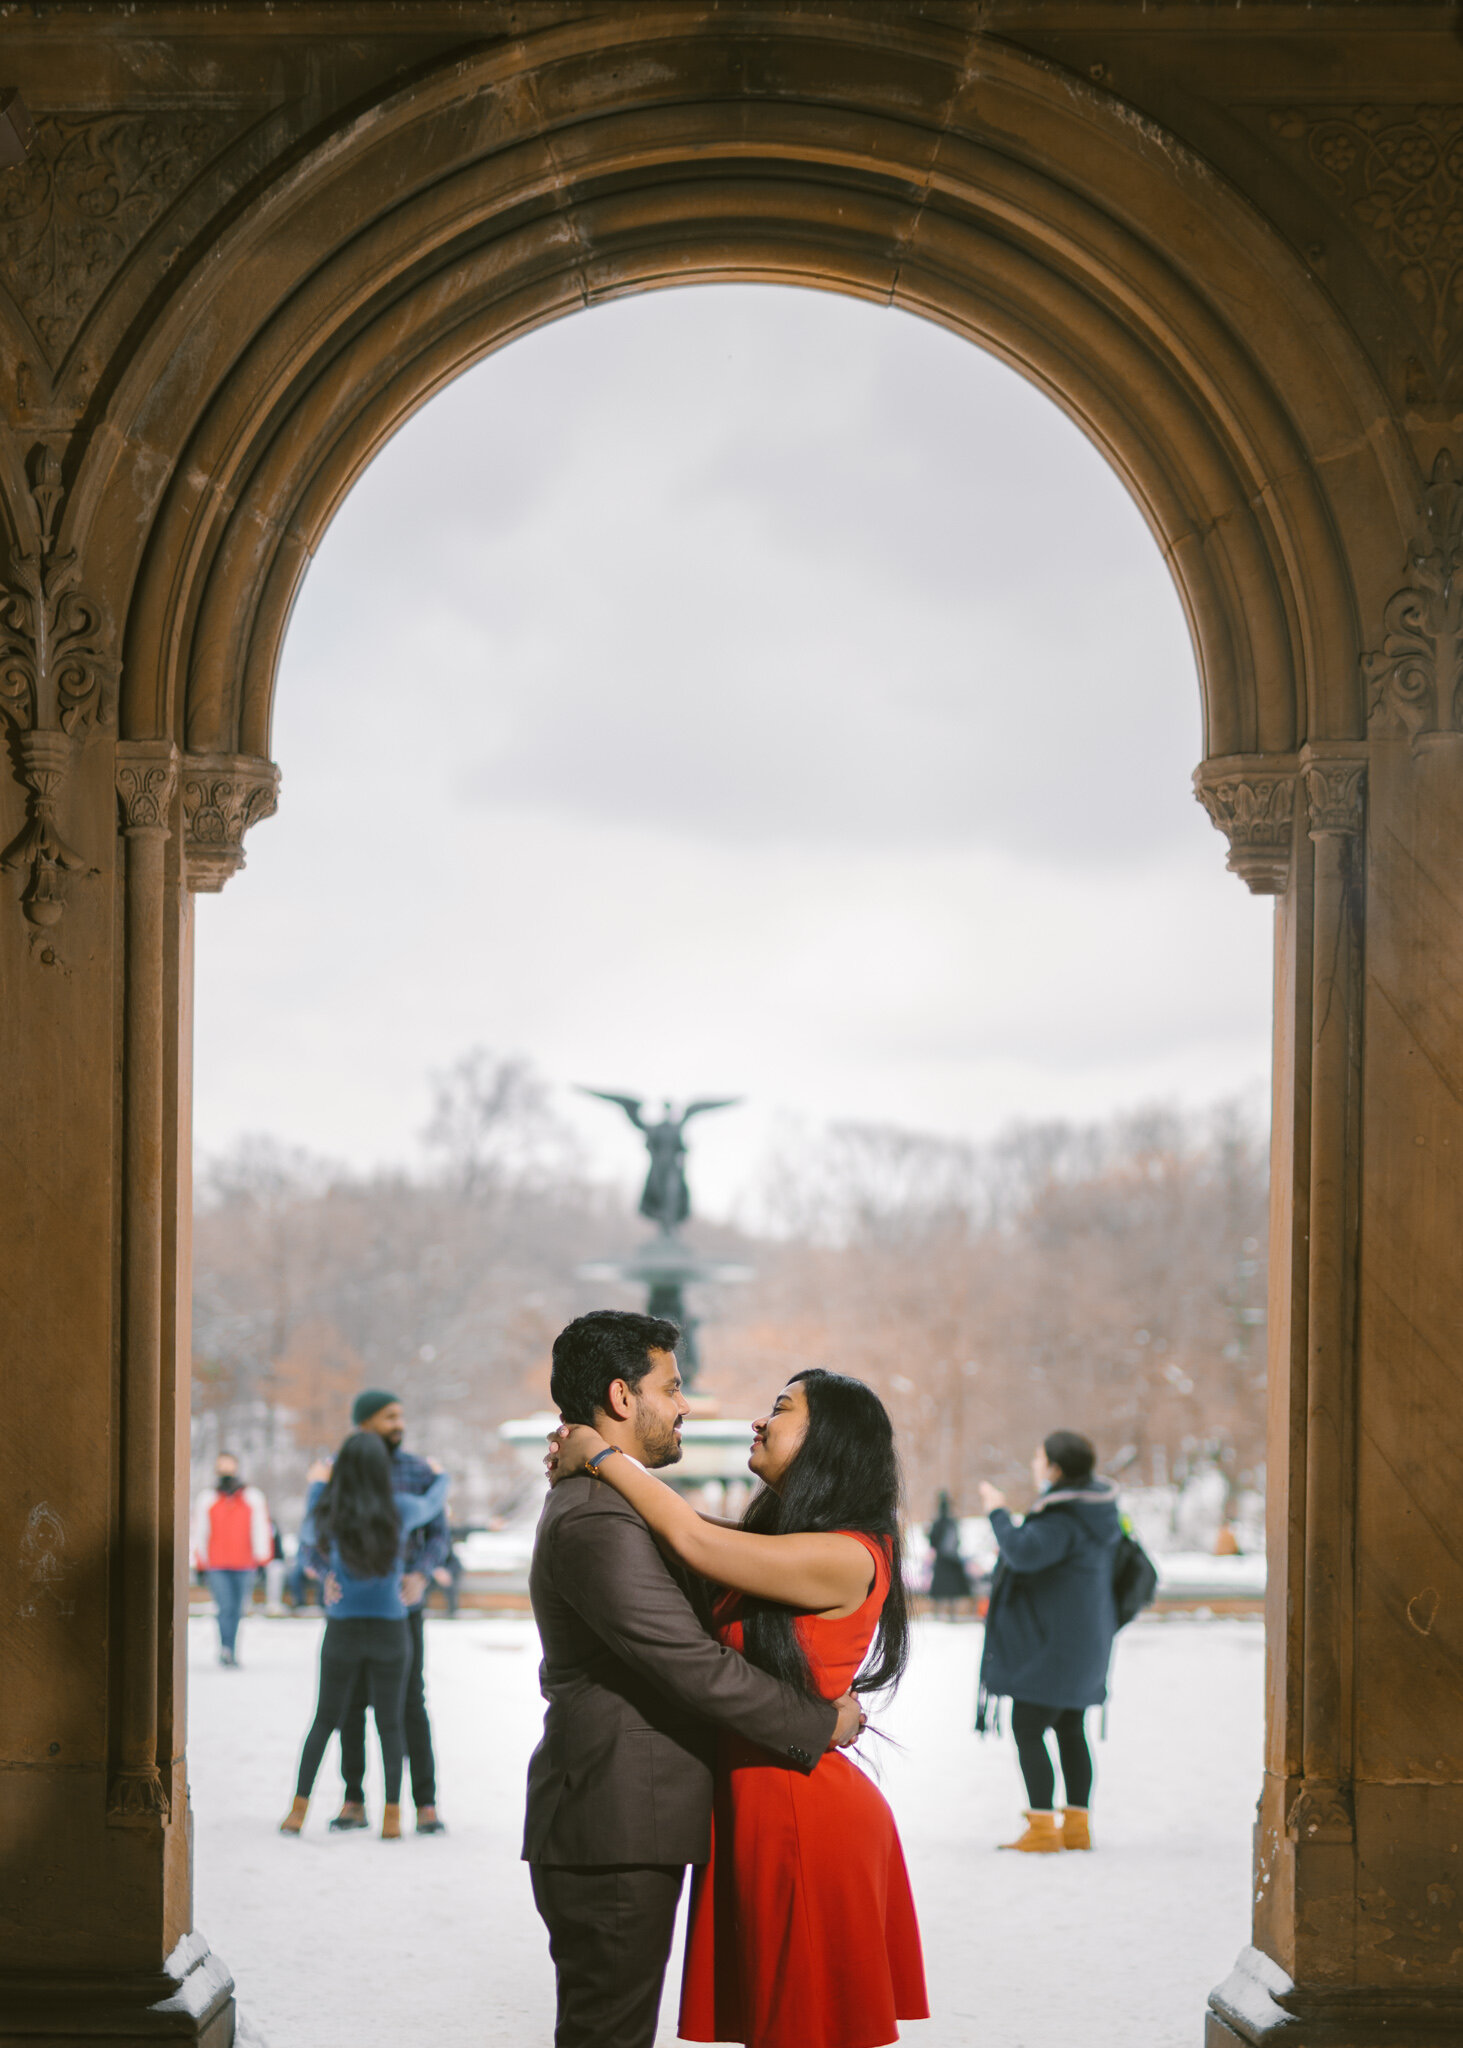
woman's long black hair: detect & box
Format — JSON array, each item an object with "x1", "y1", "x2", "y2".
[
  {"x1": 314, "y1": 1430, "x2": 402, "y2": 1579},
  {"x1": 739, "y1": 1368, "x2": 910, "y2": 1701}
]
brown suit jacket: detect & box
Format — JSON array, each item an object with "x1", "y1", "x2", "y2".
[{"x1": 522, "y1": 1473, "x2": 838, "y2": 1867}]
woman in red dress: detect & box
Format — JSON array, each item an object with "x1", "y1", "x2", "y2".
[{"x1": 555, "y1": 1368, "x2": 929, "y2": 2048}]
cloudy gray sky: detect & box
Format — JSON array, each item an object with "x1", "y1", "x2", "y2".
[{"x1": 191, "y1": 285, "x2": 1273, "y2": 1216}]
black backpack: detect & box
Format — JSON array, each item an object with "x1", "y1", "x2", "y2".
[{"x1": 1112, "y1": 1528, "x2": 1159, "y2": 1627}]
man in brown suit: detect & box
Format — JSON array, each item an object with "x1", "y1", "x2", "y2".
[{"x1": 525, "y1": 1309, "x2": 860, "y2": 2048}]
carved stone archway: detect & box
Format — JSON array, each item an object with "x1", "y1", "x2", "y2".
[{"x1": 1, "y1": 8, "x2": 1460, "y2": 2044}]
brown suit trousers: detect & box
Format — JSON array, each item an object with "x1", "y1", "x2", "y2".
[{"x1": 530, "y1": 1863, "x2": 683, "y2": 2048}]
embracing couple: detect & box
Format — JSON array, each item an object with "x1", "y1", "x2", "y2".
[{"x1": 524, "y1": 1310, "x2": 929, "y2": 2048}]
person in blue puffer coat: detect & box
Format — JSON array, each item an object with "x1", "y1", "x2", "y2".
[
  {"x1": 278, "y1": 1430, "x2": 450, "y2": 1840},
  {"x1": 977, "y1": 1430, "x2": 1121, "y2": 1855}
]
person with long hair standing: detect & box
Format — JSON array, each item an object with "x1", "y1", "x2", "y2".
[
  {"x1": 554, "y1": 1370, "x2": 928, "y2": 2048},
  {"x1": 278, "y1": 1431, "x2": 449, "y2": 1840}
]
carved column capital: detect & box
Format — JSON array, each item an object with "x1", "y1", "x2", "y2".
[
  {"x1": 1193, "y1": 755, "x2": 1298, "y2": 895},
  {"x1": 107, "y1": 1765, "x2": 170, "y2": 1823},
  {"x1": 1301, "y1": 747, "x2": 1367, "y2": 840},
  {"x1": 1286, "y1": 1779, "x2": 1355, "y2": 1846},
  {"x1": 1365, "y1": 447, "x2": 1463, "y2": 751},
  {"x1": 115, "y1": 741, "x2": 178, "y2": 834},
  {"x1": 179, "y1": 751, "x2": 279, "y2": 892}
]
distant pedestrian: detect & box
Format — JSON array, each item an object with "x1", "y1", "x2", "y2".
[
  {"x1": 264, "y1": 1521, "x2": 288, "y2": 1615},
  {"x1": 977, "y1": 1431, "x2": 1121, "y2": 1854},
  {"x1": 927, "y1": 1491, "x2": 972, "y2": 1614},
  {"x1": 285, "y1": 1543, "x2": 320, "y2": 1610},
  {"x1": 192, "y1": 1453, "x2": 272, "y2": 1667},
  {"x1": 278, "y1": 1431, "x2": 449, "y2": 1840},
  {"x1": 430, "y1": 1541, "x2": 463, "y2": 1619},
  {"x1": 332, "y1": 1390, "x2": 453, "y2": 1836}
]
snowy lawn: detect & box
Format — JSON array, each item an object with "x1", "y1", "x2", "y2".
[{"x1": 189, "y1": 1611, "x2": 1262, "y2": 2048}]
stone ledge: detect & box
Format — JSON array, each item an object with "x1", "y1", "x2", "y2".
[
  {"x1": 0, "y1": 1932, "x2": 234, "y2": 2044},
  {"x1": 1209, "y1": 1946, "x2": 1463, "y2": 2047}
]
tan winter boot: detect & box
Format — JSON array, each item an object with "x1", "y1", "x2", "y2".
[
  {"x1": 998, "y1": 1810, "x2": 1062, "y2": 1852},
  {"x1": 1062, "y1": 1807, "x2": 1092, "y2": 1850},
  {"x1": 380, "y1": 1803, "x2": 402, "y2": 1840},
  {"x1": 278, "y1": 1796, "x2": 309, "y2": 1836}
]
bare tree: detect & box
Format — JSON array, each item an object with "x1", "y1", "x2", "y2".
[
  {"x1": 719, "y1": 1099, "x2": 1269, "y2": 1514},
  {"x1": 193, "y1": 1072, "x2": 1268, "y2": 1532},
  {"x1": 421, "y1": 1048, "x2": 579, "y2": 1199}
]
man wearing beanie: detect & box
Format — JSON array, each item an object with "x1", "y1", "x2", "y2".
[{"x1": 331, "y1": 1389, "x2": 452, "y2": 1835}]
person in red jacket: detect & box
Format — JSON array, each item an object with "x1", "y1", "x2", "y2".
[{"x1": 192, "y1": 1453, "x2": 272, "y2": 1667}]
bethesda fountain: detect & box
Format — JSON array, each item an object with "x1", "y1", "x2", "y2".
[{"x1": 499, "y1": 1087, "x2": 758, "y2": 1502}]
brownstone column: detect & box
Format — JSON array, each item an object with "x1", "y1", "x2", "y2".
[
  {"x1": 0, "y1": 734, "x2": 232, "y2": 2043},
  {"x1": 1206, "y1": 726, "x2": 1463, "y2": 2044},
  {"x1": 112, "y1": 745, "x2": 178, "y2": 1825}
]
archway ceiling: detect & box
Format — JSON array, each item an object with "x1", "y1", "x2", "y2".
[{"x1": 0, "y1": 4, "x2": 1446, "y2": 769}]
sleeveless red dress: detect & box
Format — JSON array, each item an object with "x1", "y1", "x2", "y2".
[{"x1": 678, "y1": 1531, "x2": 929, "y2": 2048}]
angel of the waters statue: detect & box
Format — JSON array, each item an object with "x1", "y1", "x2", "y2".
[{"x1": 579, "y1": 1090, "x2": 740, "y2": 1234}]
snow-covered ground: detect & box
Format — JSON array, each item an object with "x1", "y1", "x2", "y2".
[{"x1": 190, "y1": 1612, "x2": 1263, "y2": 2048}]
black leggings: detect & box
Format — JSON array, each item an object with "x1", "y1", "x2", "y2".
[
  {"x1": 1011, "y1": 1701, "x2": 1093, "y2": 1810},
  {"x1": 295, "y1": 1618, "x2": 411, "y2": 1803},
  {"x1": 341, "y1": 1605, "x2": 435, "y2": 1808}
]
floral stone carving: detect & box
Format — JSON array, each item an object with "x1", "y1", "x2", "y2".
[
  {"x1": 1287, "y1": 1780, "x2": 1355, "y2": 1846},
  {"x1": 1193, "y1": 758, "x2": 1298, "y2": 895},
  {"x1": 1269, "y1": 106, "x2": 1463, "y2": 364},
  {"x1": 107, "y1": 1764, "x2": 169, "y2": 1823},
  {"x1": 116, "y1": 745, "x2": 179, "y2": 834},
  {"x1": 0, "y1": 447, "x2": 115, "y2": 939},
  {"x1": 1304, "y1": 759, "x2": 1367, "y2": 838},
  {"x1": 1364, "y1": 448, "x2": 1463, "y2": 748},
  {"x1": 0, "y1": 108, "x2": 233, "y2": 365},
  {"x1": 180, "y1": 753, "x2": 280, "y2": 891}
]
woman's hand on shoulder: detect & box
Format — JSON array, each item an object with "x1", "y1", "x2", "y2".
[
  {"x1": 306, "y1": 1459, "x2": 332, "y2": 1483},
  {"x1": 546, "y1": 1423, "x2": 608, "y2": 1484},
  {"x1": 979, "y1": 1481, "x2": 1007, "y2": 1513}
]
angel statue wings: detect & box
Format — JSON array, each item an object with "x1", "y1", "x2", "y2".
[{"x1": 579, "y1": 1091, "x2": 740, "y2": 1233}]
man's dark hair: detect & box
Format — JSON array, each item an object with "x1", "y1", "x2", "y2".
[
  {"x1": 1044, "y1": 1429, "x2": 1097, "y2": 1482},
  {"x1": 550, "y1": 1310, "x2": 681, "y2": 1425}
]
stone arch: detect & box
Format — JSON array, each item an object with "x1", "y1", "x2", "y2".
[
  {"x1": 5, "y1": 12, "x2": 1463, "y2": 2046},
  {"x1": 69, "y1": 22, "x2": 1396, "y2": 780}
]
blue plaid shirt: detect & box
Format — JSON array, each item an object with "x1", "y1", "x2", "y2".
[{"x1": 391, "y1": 1447, "x2": 451, "y2": 1606}]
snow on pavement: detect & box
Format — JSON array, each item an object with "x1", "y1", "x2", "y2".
[{"x1": 189, "y1": 1612, "x2": 1262, "y2": 2048}]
